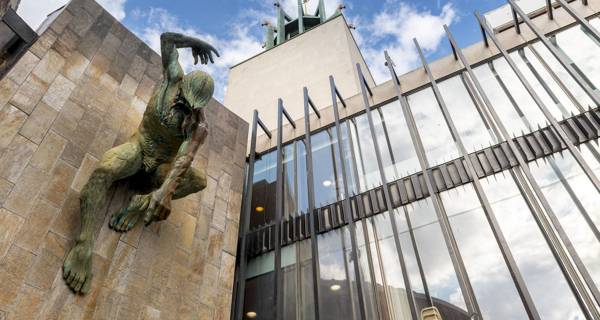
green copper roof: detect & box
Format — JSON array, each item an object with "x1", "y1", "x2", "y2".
[{"x1": 262, "y1": 0, "x2": 345, "y2": 50}]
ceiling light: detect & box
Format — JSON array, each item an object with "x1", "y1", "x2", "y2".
[
  {"x1": 255, "y1": 206, "x2": 264, "y2": 213},
  {"x1": 330, "y1": 284, "x2": 341, "y2": 291},
  {"x1": 246, "y1": 311, "x2": 257, "y2": 318},
  {"x1": 322, "y1": 180, "x2": 333, "y2": 187}
]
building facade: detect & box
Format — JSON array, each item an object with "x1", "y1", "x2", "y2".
[{"x1": 232, "y1": 1, "x2": 600, "y2": 320}]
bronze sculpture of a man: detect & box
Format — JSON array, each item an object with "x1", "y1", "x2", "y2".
[{"x1": 62, "y1": 32, "x2": 220, "y2": 294}]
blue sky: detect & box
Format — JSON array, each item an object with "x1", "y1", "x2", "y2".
[{"x1": 19, "y1": 0, "x2": 520, "y2": 102}]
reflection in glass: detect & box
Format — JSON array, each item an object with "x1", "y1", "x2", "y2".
[
  {"x1": 407, "y1": 88, "x2": 460, "y2": 166},
  {"x1": 437, "y1": 75, "x2": 495, "y2": 152},
  {"x1": 250, "y1": 151, "x2": 277, "y2": 229},
  {"x1": 244, "y1": 252, "x2": 275, "y2": 319},
  {"x1": 370, "y1": 212, "x2": 415, "y2": 320},
  {"x1": 529, "y1": 149, "x2": 600, "y2": 289},
  {"x1": 440, "y1": 184, "x2": 528, "y2": 319},
  {"x1": 510, "y1": 48, "x2": 579, "y2": 119},
  {"x1": 348, "y1": 114, "x2": 384, "y2": 192},
  {"x1": 377, "y1": 101, "x2": 421, "y2": 180},
  {"x1": 552, "y1": 18, "x2": 600, "y2": 94},
  {"x1": 282, "y1": 241, "x2": 315, "y2": 320},
  {"x1": 481, "y1": 172, "x2": 585, "y2": 319},
  {"x1": 404, "y1": 198, "x2": 469, "y2": 316},
  {"x1": 317, "y1": 228, "x2": 359, "y2": 320}
]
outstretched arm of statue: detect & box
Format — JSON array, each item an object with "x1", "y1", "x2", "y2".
[
  {"x1": 160, "y1": 32, "x2": 220, "y2": 81},
  {"x1": 143, "y1": 109, "x2": 209, "y2": 225}
]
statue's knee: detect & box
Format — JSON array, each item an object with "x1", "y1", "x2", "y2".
[{"x1": 190, "y1": 169, "x2": 207, "y2": 193}]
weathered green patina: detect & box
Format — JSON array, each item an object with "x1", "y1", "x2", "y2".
[{"x1": 62, "y1": 32, "x2": 219, "y2": 294}]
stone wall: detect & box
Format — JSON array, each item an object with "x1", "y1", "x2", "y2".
[{"x1": 0, "y1": 0, "x2": 248, "y2": 318}]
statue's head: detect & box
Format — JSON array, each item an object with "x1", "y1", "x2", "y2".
[{"x1": 180, "y1": 70, "x2": 214, "y2": 110}]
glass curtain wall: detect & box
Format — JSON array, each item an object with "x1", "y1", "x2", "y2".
[{"x1": 239, "y1": 15, "x2": 600, "y2": 320}]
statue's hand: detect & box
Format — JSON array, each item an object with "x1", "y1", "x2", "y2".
[
  {"x1": 191, "y1": 40, "x2": 220, "y2": 65},
  {"x1": 143, "y1": 190, "x2": 172, "y2": 226}
]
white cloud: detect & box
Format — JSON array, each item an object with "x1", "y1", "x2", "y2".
[
  {"x1": 17, "y1": 0, "x2": 68, "y2": 30},
  {"x1": 98, "y1": 0, "x2": 127, "y2": 20},
  {"x1": 355, "y1": 1, "x2": 458, "y2": 84},
  {"x1": 17, "y1": 0, "x2": 127, "y2": 31},
  {"x1": 131, "y1": 7, "x2": 264, "y2": 102}
]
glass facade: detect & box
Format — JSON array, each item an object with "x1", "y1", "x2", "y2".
[{"x1": 235, "y1": 11, "x2": 600, "y2": 320}]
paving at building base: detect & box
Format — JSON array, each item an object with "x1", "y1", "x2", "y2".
[{"x1": 0, "y1": 0, "x2": 248, "y2": 318}]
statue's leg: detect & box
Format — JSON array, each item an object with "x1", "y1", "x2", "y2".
[
  {"x1": 112, "y1": 163, "x2": 207, "y2": 230},
  {"x1": 63, "y1": 138, "x2": 142, "y2": 294}
]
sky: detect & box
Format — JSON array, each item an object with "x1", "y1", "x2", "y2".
[{"x1": 17, "y1": 0, "x2": 536, "y2": 102}]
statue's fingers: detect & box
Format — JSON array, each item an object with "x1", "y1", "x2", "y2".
[
  {"x1": 67, "y1": 271, "x2": 77, "y2": 284},
  {"x1": 81, "y1": 274, "x2": 93, "y2": 294},
  {"x1": 201, "y1": 53, "x2": 208, "y2": 65},
  {"x1": 63, "y1": 265, "x2": 71, "y2": 280},
  {"x1": 193, "y1": 53, "x2": 198, "y2": 65},
  {"x1": 208, "y1": 52, "x2": 214, "y2": 64},
  {"x1": 210, "y1": 45, "x2": 220, "y2": 57},
  {"x1": 74, "y1": 275, "x2": 84, "y2": 292}
]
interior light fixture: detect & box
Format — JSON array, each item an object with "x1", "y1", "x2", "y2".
[
  {"x1": 246, "y1": 311, "x2": 257, "y2": 318},
  {"x1": 255, "y1": 206, "x2": 264, "y2": 213},
  {"x1": 330, "y1": 284, "x2": 341, "y2": 291},
  {"x1": 322, "y1": 180, "x2": 333, "y2": 187}
]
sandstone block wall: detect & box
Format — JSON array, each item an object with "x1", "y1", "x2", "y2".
[{"x1": 0, "y1": 0, "x2": 248, "y2": 318}]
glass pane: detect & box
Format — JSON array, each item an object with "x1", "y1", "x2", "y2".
[
  {"x1": 552, "y1": 19, "x2": 600, "y2": 94},
  {"x1": 473, "y1": 59, "x2": 547, "y2": 136},
  {"x1": 296, "y1": 141, "x2": 309, "y2": 215},
  {"x1": 244, "y1": 252, "x2": 275, "y2": 319},
  {"x1": 348, "y1": 114, "x2": 384, "y2": 192},
  {"x1": 407, "y1": 87, "x2": 460, "y2": 166},
  {"x1": 283, "y1": 143, "x2": 298, "y2": 219},
  {"x1": 404, "y1": 198, "x2": 469, "y2": 316},
  {"x1": 311, "y1": 130, "x2": 342, "y2": 207},
  {"x1": 530, "y1": 41, "x2": 595, "y2": 110},
  {"x1": 440, "y1": 184, "x2": 528, "y2": 319},
  {"x1": 251, "y1": 151, "x2": 277, "y2": 229},
  {"x1": 510, "y1": 48, "x2": 579, "y2": 119},
  {"x1": 282, "y1": 240, "x2": 316, "y2": 320},
  {"x1": 378, "y1": 101, "x2": 421, "y2": 180},
  {"x1": 371, "y1": 211, "x2": 414, "y2": 320},
  {"x1": 355, "y1": 221, "x2": 380, "y2": 319},
  {"x1": 481, "y1": 172, "x2": 585, "y2": 319},
  {"x1": 530, "y1": 149, "x2": 600, "y2": 289},
  {"x1": 437, "y1": 75, "x2": 495, "y2": 151},
  {"x1": 317, "y1": 228, "x2": 359, "y2": 320}
]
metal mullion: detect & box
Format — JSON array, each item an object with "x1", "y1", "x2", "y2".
[
  {"x1": 547, "y1": 0, "x2": 554, "y2": 20},
  {"x1": 555, "y1": 0, "x2": 600, "y2": 43},
  {"x1": 353, "y1": 67, "x2": 419, "y2": 320},
  {"x1": 478, "y1": 10, "x2": 600, "y2": 307},
  {"x1": 527, "y1": 43, "x2": 600, "y2": 164},
  {"x1": 402, "y1": 205, "x2": 433, "y2": 306},
  {"x1": 275, "y1": 99, "x2": 297, "y2": 320},
  {"x1": 384, "y1": 52, "x2": 482, "y2": 317},
  {"x1": 303, "y1": 88, "x2": 321, "y2": 320},
  {"x1": 414, "y1": 38, "x2": 541, "y2": 319},
  {"x1": 447, "y1": 23, "x2": 600, "y2": 318},
  {"x1": 502, "y1": 3, "x2": 600, "y2": 193},
  {"x1": 234, "y1": 110, "x2": 261, "y2": 320},
  {"x1": 329, "y1": 76, "x2": 367, "y2": 320},
  {"x1": 275, "y1": 101, "x2": 284, "y2": 320}
]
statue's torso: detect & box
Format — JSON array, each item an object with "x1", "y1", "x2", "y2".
[{"x1": 138, "y1": 83, "x2": 189, "y2": 171}]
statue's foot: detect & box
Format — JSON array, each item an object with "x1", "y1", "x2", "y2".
[
  {"x1": 109, "y1": 194, "x2": 149, "y2": 232},
  {"x1": 63, "y1": 241, "x2": 93, "y2": 294}
]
